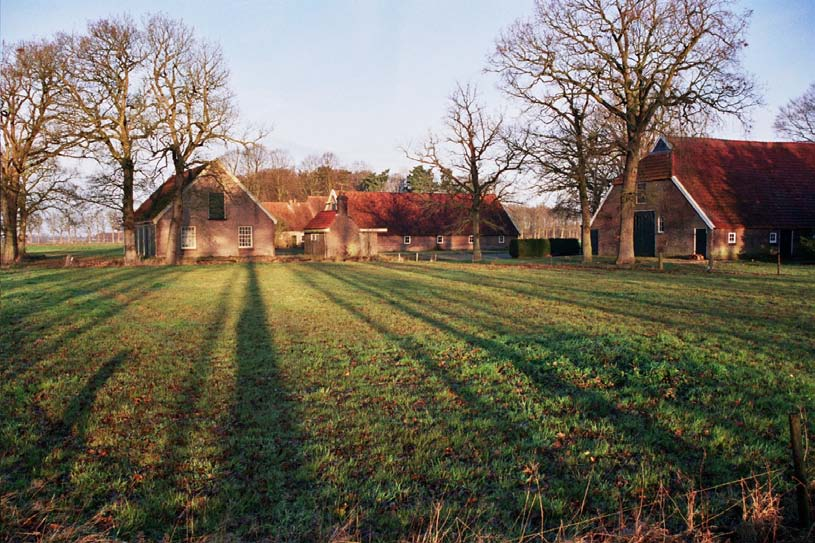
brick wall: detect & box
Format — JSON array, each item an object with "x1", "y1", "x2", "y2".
[
  {"x1": 377, "y1": 235, "x2": 512, "y2": 252},
  {"x1": 591, "y1": 180, "x2": 707, "y2": 258}
]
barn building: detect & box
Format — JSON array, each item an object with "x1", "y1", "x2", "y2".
[
  {"x1": 590, "y1": 136, "x2": 815, "y2": 259},
  {"x1": 303, "y1": 191, "x2": 519, "y2": 257}
]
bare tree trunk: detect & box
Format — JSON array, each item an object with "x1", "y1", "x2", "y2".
[
  {"x1": 579, "y1": 184, "x2": 592, "y2": 263},
  {"x1": 471, "y1": 207, "x2": 482, "y2": 262},
  {"x1": 1, "y1": 183, "x2": 19, "y2": 264},
  {"x1": 122, "y1": 159, "x2": 138, "y2": 264},
  {"x1": 164, "y1": 152, "x2": 186, "y2": 265},
  {"x1": 616, "y1": 139, "x2": 641, "y2": 265},
  {"x1": 17, "y1": 204, "x2": 27, "y2": 257}
]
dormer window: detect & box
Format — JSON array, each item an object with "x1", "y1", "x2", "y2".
[
  {"x1": 636, "y1": 182, "x2": 647, "y2": 204},
  {"x1": 208, "y1": 192, "x2": 225, "y2": 220}
]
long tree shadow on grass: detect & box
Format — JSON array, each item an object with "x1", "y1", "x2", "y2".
[
  {"x1": 379, "y1": 262, "x2": 815, "y2": 361},
  {"x1": 222, "y1": 262, "x2": 318, "y2": 540},
  {"x1": 298, "y1": 265, "x2": 587, "y2": 535},
  {"x1": 1, "y1": 267, "x2": 182, "y2": 384},
  {"x1": 3, "y1": 350, "x2": 130, "y2": 540},
  {"x1": 124, "y1": 267, "x2": 241, "y2": 539},
  {"x1": 310, "y1": 264, "x2": 778, "y2": 530}
]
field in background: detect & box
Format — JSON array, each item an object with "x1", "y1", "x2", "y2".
[
  {"x1": 24, "y1": 242, "x2": 124, "y2": 260},
  {"x1": 1, "y1": 253, "x2": 813, "y2": 541}
]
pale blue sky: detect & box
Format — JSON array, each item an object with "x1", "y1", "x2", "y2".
[{"x1": 2, "y1": 0, "x2": 814, "y2": 174}]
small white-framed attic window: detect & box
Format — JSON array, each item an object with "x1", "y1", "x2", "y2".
[
  {"x1": 727, "y1": 232, "x2": 737, "y2": 244},
  {"x1": 436, "y1": 235, "x2": 443, "y2": 244},
  {"x1": 769, "y1": 232, "x2": 778, "y2": 244},
  {"x1": 404, "y1": 235, "x2": 411, "y2": 245}
]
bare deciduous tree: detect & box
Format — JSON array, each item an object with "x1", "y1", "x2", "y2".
[
  {"x1": 58, "y1": 16, "x2": 153, "y2": 263},
  {"x1": 495, "y1": 0, "x2": 759, "y2": 264},
  {"x1": 407, "y1": 83, "x2": 525, "y2": 261},
  {"x1": 145, "y1": 14, "x2": 253, "y2": 264},
  {"x1": 0, "y1": 40, "x2": 73, "y2": 263},
  {"x1": 774, "y1": 83, "x2": 815, "y2": 143},
  {"x1": 16, "y1": 158, "x2": 77, "y2": 253}
]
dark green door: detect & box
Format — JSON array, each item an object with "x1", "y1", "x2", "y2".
[
  {"x1": 634, "y1": 211, "x2": 656, "y2": 257},
  {"x1": 695, "y1": 228, "x2": 707, "y2": 257},
  {"x1": 590, "y1": 229, "x2": 599, "y2": 256}
]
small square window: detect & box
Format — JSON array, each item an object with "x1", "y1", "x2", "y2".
[
  {"x1": 436, "y1": 235, "x2": 443, "y2": 244},
  {"x1": 657, "y1": 216, "x2": 665, "y2": 233},
  {"x1": 769, "y1": 232, "x2": 778, "y2": 244},
  {"x1": 208, "y1": 192, "x2": 225, "y2": 220},
  {"x1": 403, "y1": 235, "x2": 411, "y2": 245},
  {"x1": 727, "y1": 232, "x2": 737, "y2": 244},
  {"x1": 238, "y1": 226, "x2": 253, "y2": 249},
  {"x1": 498, "y1": 235, "x2": 505, "y2": 244},
  {"x1": 181, "y1": 226, "x2": 196, "y2": 249},
  {"x1": 468, "y1": 235, "x2": 474, "y2": 244},
  {"x1": 310, "y1": 233, "x2": 319, "y2": 241},
  {"x1": 636, "y1": 182, "x2": 647, "y2": 204}
]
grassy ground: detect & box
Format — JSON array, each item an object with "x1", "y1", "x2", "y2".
[{"x1": 1, "y1": 253, "x2": 814, "y2": 541}]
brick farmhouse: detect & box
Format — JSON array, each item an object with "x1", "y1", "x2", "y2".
[
  {"x1": 590, "y1": 136, "x2": 815, "y2": 260},
  {"x1": 303, "y1": 191, "x2": 520, "y2": 258},
  {"x1": 134, "y1": 161, "x2": 278, "y2": 259},
  {"x1": 134, "y1": 160, "x2": 519, "y2": 260}
]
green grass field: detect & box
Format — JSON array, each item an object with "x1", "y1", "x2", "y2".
[{"x1": 1, "y1": 253, "x2": 814, "y2": 541}]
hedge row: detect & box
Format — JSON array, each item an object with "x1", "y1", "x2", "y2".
[{"x1": 509, "y1": 238, "x2": 581, "y2": 258}]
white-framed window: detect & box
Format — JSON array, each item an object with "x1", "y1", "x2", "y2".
[
  {"x1": 403, "y1": 235, "x2": 411, "y2": 245},
  {"x1": 769, "y1": 231, "x2": 778, "y2": 244},
  {"x1": 238, "y1": 226, "x2": 253, "y2": 249},
  {"x1": 310, "y1": 233, "x2": 319, "y2": 241},
  {"x1": 498, "y1": 235, "x2": 505, "y2": 244},
  {"x1": 468, "y1": 235, "x2": 474, "y2": 244},
  {"x1": 657, "y1": 216, "x2": 665, "y2": 233},
  {"x1": 436, "y1": 235, "x2": 443, "y2": 244},
  {"x1": 727, "y1": 232, "x2": 737, "y2": 244},
  {"x1": 181, "y1": 226, "x2": 196, "y2": 250}
]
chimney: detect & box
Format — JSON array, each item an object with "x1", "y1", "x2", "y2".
[{"x1": 337, "y1": 194, "x2": 348, "y2": 216}]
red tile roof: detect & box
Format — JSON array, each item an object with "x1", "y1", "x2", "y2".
[
  {"x1": 304, "y1": 210, "x2": 337, "y2": 231},
  {"x1": 262, "y1": 196, "x2": 325, "y2": 231},
  {"x1": 669, "y1": 137, "x2": 815, "y2": 229},
  {"x1": 621, "y1": 137, "x2": 815, "y2": 229},
  {"x1": 339, "y1": 191, "x2": 519, "y2": 236},
  {"x1": 134, "y1": 164, "x2": 208, "y2": 221}
]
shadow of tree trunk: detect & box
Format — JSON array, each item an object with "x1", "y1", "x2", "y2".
[{"x1": 222, "y1": 262, "x2": 318, "y2": 540}]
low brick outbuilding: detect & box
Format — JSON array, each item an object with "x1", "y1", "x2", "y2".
[
  {"x1": 303, "y1": 191, "x2": 519, "y2": 257},
  {"x1": 591, "y1": 137, "x2": 815, "y2": 259}
]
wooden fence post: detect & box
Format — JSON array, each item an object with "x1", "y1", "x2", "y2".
[
  {"x1": 416, "y1": 252, "x2": 419, "y2": 262},
  {"x1": 658, "y1": 251, "x2": 664, "y2": 271},
  {"x1": 777, "y1": 252, "x2": 781, "y2": 276},
  {"x1": 789, "y1": 412, "x2": 812, "y2": 530}
]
